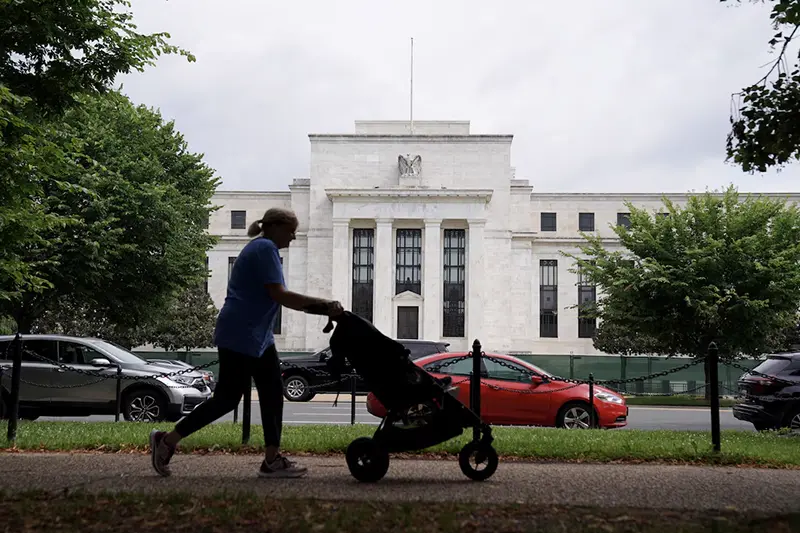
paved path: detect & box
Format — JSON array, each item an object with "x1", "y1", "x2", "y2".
[{"x1": 1, "y1": 453, "x2": 797, "y2": 513}]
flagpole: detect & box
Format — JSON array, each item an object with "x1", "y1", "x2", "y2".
[{"x1": 410, "y1": 37, "x2": 414, "y2": 135}]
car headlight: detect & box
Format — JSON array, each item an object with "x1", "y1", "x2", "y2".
[
  {"x1": 594, "y1": 391, "x2": 624, "y2": 404},
  {"x1": 160, "y1": 375, "x2": 195, "y2": 386}
]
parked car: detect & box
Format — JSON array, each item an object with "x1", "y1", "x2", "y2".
[
  {"x1": 365, "y1": 351, "x2": 629, "y2": 429},
  {"x1": 147, "y1": 358, "x2": 216, "y2": 391},
  {"x1": 280, "y1": 340, "x2": 450, "y2": 402},
  {"x1": 0, "y1": 334, "x2": 212, "y2": 422},
  {"x1": 732, "y1": 352, "x2": 800, "y2": 431}
]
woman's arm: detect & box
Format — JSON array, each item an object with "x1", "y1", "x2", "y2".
[{"x1": 265, "y1": 283, "x2": 338, "y2": 313}]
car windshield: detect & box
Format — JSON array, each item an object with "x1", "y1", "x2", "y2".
[
  {"x1": 751, "y1": 357, "x2": 792, "y2": 376},
  {"x1": 87, "y1": 339, "x2": 149, "y2": 365}
]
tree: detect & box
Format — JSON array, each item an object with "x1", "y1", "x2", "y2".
[
  {"x1": 6, "y1": 89, "x2": 220, "y2": 334},
  {"x1": 150, "y1": 285, "x2": 219, "y2": 357},
  {"x1": 564, "y1": 186, "x2": 800, "y2": 397},
  {"x1": 723, "y1": 0, "x2": 800, "y2": 172},
  {"x1": 1, "y1": 0, "x2": 195, "y2": 333}
]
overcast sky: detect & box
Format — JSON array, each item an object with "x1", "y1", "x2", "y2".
[{"x1": 117, "y1": 0, "x2": 800, "y2": 194}]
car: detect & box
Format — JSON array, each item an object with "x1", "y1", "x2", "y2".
[
  {"x1": 364, "y1": 351, "x2": 629, "y2": 429},
  {"x1": 147, "y1": 358, "x2": 216, "y2": 391},
  {"x1": 280, "y1": 340, "x2": 450, "y2": 402},
  {"x1": 732, "y1": 352, "x2": 800, "y2": 431},
  {"x1": 0, "y1": 334, "x2": 212, "y2": 422}
]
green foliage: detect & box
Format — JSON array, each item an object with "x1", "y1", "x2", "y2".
[
  {"x1": 14, "y1": 90, "x2": 220, "y2": 335},
  {"x1": 564, "y1": 186, "x2": 800, "y2": 360},
  {"x1": 722, "y1": 0, "x2": 800, "y2": 172},
  {"x1": 0, "y1": 0, "x2": 195, "y2": 113},
  {"x1": 150, "y1": 285, "x2": 219, "y2": 353}
]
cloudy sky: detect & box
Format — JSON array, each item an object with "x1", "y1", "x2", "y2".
[{"x1": 118, "y1": 0, "x2": 800, "y2": 194}]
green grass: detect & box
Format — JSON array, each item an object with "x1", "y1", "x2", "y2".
[
  {"x1": 2, "y1": 421, "x2": 799, "y2": 467},
  {"x1": 624, "y1": 396, "x2": 737, "y2": 407},
  {"x1": 0, "y1": 490, "x2": 795, "y2": 533}
]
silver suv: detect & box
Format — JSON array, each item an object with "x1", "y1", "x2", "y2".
[{"x1": 0, "y1": 334, "x2": 212, "y2": 422}]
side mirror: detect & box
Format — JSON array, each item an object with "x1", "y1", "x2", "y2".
[
  {"x1": 531, "y1": 374, "x2": 549, "y2": 385},
  {"x1": 90, "y1": 358, "x2": 112, "y2": 366}
]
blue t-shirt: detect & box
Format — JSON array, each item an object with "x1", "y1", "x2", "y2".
[{"x1": 213, "y1": 237, "x2": 284, "y2": 358}]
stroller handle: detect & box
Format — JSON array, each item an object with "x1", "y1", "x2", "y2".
[{"x1": 301, "y1": 302, "x2": 343, "y2": 333}]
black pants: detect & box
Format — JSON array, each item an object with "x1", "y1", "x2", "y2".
[{"x1": 174, "y1": 344, "x2": 284, "y2": 447}]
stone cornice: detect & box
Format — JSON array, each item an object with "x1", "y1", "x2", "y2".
[
  {"x1": 309, "y1": 134, "x2": 513, "y2": 143},
  {"x1": 531, "y1": 191, "x2": 800, "y2": 202},
  {"x1": 325, "y1": 188, "x2": 493, "y2": 202}
]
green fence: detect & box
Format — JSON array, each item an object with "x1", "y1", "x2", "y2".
[{"x1": 133, "y1": 350, "x2": 765, "y2": 397}]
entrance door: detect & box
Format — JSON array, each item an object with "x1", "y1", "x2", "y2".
[{"x1": 397, "y1": 306, "x2": 419, "y2": 339}]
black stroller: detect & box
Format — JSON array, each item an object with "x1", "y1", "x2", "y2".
[{"x1": 304, "y1": 306, "x2": 498, "y2": 483}]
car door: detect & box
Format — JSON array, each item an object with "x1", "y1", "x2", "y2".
[
  {"x1": 52, "y1": 340, "x2": 118, "y2": 407},
  {"x1": 421, "y1": 356, "x2": 490, "y2": 419},
  {"x1": 2, "y1": 339, "x2": 59, "y2": 408},
  {"x1": 482, "y1": 357, "x2": 551, "y2": 426}
]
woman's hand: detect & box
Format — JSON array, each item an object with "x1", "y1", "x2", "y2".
[{"x1": 326, "y1": 300, "x2": 344, "y2": 317}]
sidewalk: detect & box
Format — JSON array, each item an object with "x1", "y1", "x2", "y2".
[{"x1": 1, "y1": 452, "x2": 798, "y2": 513}]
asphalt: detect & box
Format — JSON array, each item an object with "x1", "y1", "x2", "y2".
[{"x1": 1, "y1": 452, "x2": 798, "y2": 513}]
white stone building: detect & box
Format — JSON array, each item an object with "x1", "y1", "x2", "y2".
[{"x1": 206, "y1": 119, "x2": 799, "y2": 356}]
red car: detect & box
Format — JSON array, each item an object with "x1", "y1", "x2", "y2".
[{"x1": 365, "y1": 352, "x2": 628, "y2": 429}]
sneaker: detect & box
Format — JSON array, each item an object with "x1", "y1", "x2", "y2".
[
  {"x1": 258, "y1": 454, "x2": 308, "y2": 478},
  {"x1": 150, "y1": 430, "x2": 176, "y2": 477}
]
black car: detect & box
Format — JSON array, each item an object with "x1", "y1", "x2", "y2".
[
  {"x1": 732, "y1": 352, "x2": 800, "y2": 431},
  {"x1": 280, "y1": 340, "x2": 450, "y2": 402}
]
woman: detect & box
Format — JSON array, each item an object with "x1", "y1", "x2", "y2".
[{"x1": 150, "y1": 207, "x2": 343, "y2": 478}]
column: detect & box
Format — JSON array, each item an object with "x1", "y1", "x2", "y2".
[
  {"x1": 331, "y1": 219, "x2": 350, "y2": 306},
  {"x1": 423, "y1": 219, "x2": 442, "y2": 340},
  {"x1": 467, "y1": 219, "x2": 486, "y2": 346},
  {"x1": 374, "y1": 218, "x2": 393, "y2": 334}
]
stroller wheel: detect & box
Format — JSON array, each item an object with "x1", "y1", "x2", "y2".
[
  {"x1": 346, "y1": 437, "x2": 390, "y2": 483},
  {"x1": 458, "y1": 441, "x2": 498, "y2": 481}
]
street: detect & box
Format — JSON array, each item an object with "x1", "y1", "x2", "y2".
[{"x1": 38, "y1": 394, "x2": 757, "y2": 431}]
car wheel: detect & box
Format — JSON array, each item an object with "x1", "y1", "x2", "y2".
[
  {"x1": 283, "y1": 375, "x2": 315, "y2": 402},
  {"x1": 784, "y1": 408, "x2": 800, "y2": 431},
  {"x1": 556, "y1": 401, "x2": 596, "y2": 429},
  {"x1": 123, "y1": 389, "x2": 167, "y2": 422}
]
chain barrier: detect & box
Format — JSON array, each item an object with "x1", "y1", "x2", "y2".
[{"x1": 722, "y1": 360, "x2": 797, "y2": 387}]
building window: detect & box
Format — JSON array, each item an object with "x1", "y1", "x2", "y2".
[
  {"x1": 541, "y1": 212, "x2": 557, "y2": 232},
  {"x1": 442, "y1": 229, "x2": 466, "y2": 337},
  {"x1": 657, "y1": 212, "x2": 669, "y2": 220},
  {"x1": 577, "y1": 262, "x2": 597, "y2": 339},
  {"x1": 539, "y1": 259, "x2": 558, "y2": 338},
  {"x1": 578, "y1": 212, "x2": 595, "y2": 232},
  {"x1": 273, "y1": 257, "x2": 283, "y2": 334},
  {"x1": 395, "y1": 229, "x2": 422, "y2": 295},
  {"x1": 352, "y1": 228, "x2": 374, "y2": 323},
  {"x1": 231, "y1": 210, "x2": 246, "y2": 229},
  {"x1": 228, "y1": 256, "x2": 237, "y2": 281},
  {"x1": 617, "y1": 212, "x2": 631, "y2": 229}
]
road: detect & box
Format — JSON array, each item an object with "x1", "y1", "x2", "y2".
[
  {"x1": 0, "y1": 453, "x2": 797, "y2": 513},
  {"x1": 39, "y1": 394, "x2": 757, "y2": 431}
]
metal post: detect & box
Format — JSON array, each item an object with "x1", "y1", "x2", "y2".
[
  {"x1": 708, "y1": 342, "x2": 721, "y2": 453},
  {"x1": 588, "y1": 373, "x2": 595, "y2": 429},
  {"x1": 350, "y1": 374, "x2": 357, "y2": 425},
  {"x1": 470, "y1": 339, "x2": 481, "y2": 441},
  {"x1": 114, "y1": 365, "x2": 122, "y2": 422},
  {"x1": 233, "y1": 399, "x2": 239, "y2": 423},
  {"x1": 242, "y1": 380, "x2": 252, "y2": 445},
  {"x1": 0, "y1": 366, "x2": 4, "y2": 419},
  {"x1": 6, "y1": 333, "x2": 22, "y2": 443}
]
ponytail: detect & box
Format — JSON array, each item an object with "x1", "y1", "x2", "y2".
[{"x1": 247, "y1": 207, "x2": 299, "y2": 238}]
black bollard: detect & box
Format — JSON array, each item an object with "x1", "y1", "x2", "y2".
[
  {"x1": 470, "y1": 339, "x2": 482, "y2": 441},
  {"x1": 6, "y1": 333, "x2": 22, "y2": 443},
  {"x1": 708, "y1": 342, "x2": 721, "y2": 453}
]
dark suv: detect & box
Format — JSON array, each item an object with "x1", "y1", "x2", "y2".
[
  {"x1": 280, "y1": 340, "x2": 450, "y2": 402},
  {"x1": 732, "y1": 352, "x2": 800, "y2": 431}
]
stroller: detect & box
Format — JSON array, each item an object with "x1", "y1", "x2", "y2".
[{"x1": 304, "y1": 305, "x2": 498, "y2": 483}]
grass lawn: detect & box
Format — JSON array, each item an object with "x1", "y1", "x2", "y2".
[
  {"x1": 624, "y1": 396, "x2": 737, "y2": 407},
  {"x1": 0, "y1": 490, "x2": 795, "y2": 533},
  {"x1": 1, "y1": 421, "x2": 799, "y2": 468}
]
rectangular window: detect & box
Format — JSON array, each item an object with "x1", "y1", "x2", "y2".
[
  {"x1": 577, "y1": 262, "x2": 597, "y2": 339},
  {"x1": 397, "y1": 306, "x2": 420, "y2": 339},
  {"x1": 541, "y1": 212, "x2": 557, "y2": 232},
  {"x1": 230, "y1": 210, "x2": 246, "y2": 229},
  {"x1": 228, "y1": 256, "x2": 237, "y2": 281},
  {"x1": 352, "y1": 228, "x2": 375, "y2": 323},
  {"x1": 539, "y1": 259, "x2": 558, "y2": 338},
  {"x1": 578, "y1": 212, "x2": 595, "y2": 232},
  {"x1": 274, "y1": 257, "x2": 283, "y2": 334},
  {"x1": 617, "y1": 212, "x2": 631, "y2": 229},
  {"x1": 395, "y1": 229, "x2": 422, "y2": 295},
  {"x1": 442, "y1": 229, "x2": 466, "y2": 337}
]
